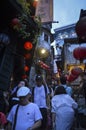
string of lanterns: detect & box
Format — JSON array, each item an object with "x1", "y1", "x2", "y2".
[
  {"x1": 37, "y1": 60, "x2": 50, "y2": 70},
  {"x1": 22, "y1": 41, "x2": 33, "y2": 79}
]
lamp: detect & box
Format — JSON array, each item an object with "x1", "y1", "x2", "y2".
[{"x1": 36, "y1": 40, "x2": 50, "y2": 58}]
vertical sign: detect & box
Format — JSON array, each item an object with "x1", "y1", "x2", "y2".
[{"x1": 35, "y1": 0, "x2": 53, "y2": 23}]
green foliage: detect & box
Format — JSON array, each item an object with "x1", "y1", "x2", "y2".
[
  {"x1": 12, "y1": 0, "x2": 42, "y2": 43},
  {"x1": 17, "y1": 0, "x2": 31, "y2": 15}
]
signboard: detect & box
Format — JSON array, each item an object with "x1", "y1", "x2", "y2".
[{"x1": 35, "y1": 0, "x2": 53, "y2": 23}]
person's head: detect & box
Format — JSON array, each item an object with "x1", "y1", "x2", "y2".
[
  {"x1": 18, "y1": 81, "x2": 25, "y2": 88},
  {"x1": 17, "y1": 86, "x2": 31, "y2": 105},
  {"x1": 35, "y1": 75, "x2": 43, "y2": 87},
  {"x1": 54, "y1": 85, "x2": 67, "y2": 95},
  {"x1": 23, "y1": 78, "x2": 29, "y2": 86},
  {"x1": 60, "y1": 76, "x2": 67, "y2": 85}
]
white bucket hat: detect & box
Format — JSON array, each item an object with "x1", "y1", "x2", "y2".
[{"x1": 17, "y1": 86, "x2": 31, "y2": 97}]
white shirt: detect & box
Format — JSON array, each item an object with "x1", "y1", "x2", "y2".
[
  {"x1": 51, "y1": 94, "x2": 78, "y2": 130},
  {"x1": 7, "y1": 103, "x2": 42, "y2": 130},
  {"x1": 34, "y1": 85, "x2": 49, "y2": 108},
  {"x1": 51, "y1": 94, "x2": 78, "y2": 113}
]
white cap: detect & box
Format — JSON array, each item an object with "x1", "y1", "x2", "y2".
[{"x1": 17, "y1": 86, "x2": 31, "y2": 97}]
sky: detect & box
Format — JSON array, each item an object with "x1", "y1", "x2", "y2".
[{"x1": 52, "y1": 0, "x2": 86, "y2": 33}]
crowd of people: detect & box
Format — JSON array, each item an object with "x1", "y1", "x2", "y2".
[{"x1": 1, "y1": 73, "x2": 86, "y2": 130}]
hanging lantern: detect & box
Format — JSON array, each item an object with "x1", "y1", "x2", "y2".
[
  {"x1": 36, "y1": 40, "x2": 50, "y2": 58},
  {"x1": 11, "y1": 18, "x2": 21, "y2": 28},
  {"x1": 38, "y1": 60, "x2": 50, "y2": 70},
  {"x1": 73, "y1": 46, "x2": 86, "y2": 61},
  {"x1": 71, "y1": 67, "x2": 82, "y2": 76},
  {"x1": 33, "y1": 0, "x2": 38, "y2": 8},
  {"x1": 24, "y1": 53, "x2": 31, "y2": 59},
  {"x1": 24, "y1": 66, "x2": 29, "y2": 72},
  {"x1": 67, "y1": 74, "x2": 78, "y2": 82},
  {"x1": 75, "y1": 16, "x2": 86, "y2": 39},
  {"x1": 41, "y1": 63, "x2": 50, "y2": 70},
  {"x1": 22, "y1": 74, "x2": 28, "y2": 79},
  {"x1": 24, "y1": 41, "x2": 33, "y2": 50}
]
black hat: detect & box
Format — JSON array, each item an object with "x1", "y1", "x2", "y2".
[{"x1": 35, "y1": 75, "x2": 43, "y2": 81}]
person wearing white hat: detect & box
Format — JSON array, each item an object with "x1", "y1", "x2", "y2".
[
  {"x1": 9, "y1": 80, "x2": 26, "y2": 111},
  {"x1": 7, "y1": 86, "x2": 42, "y2": 130}
]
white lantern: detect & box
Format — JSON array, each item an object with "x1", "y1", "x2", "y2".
[{"x1": 36, "y1": 40, "x2": 50, "y2": 58}]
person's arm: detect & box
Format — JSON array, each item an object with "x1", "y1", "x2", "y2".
[
  {"x1": 27, "y1": 119, "x2": 42, "y2": 130},
  {"x1": 68, "y1": 95, "x2": 78, "y2": 110}
]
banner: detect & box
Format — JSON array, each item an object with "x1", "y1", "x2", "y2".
[{"x1": 35, "y1": 0, "x2": 53, "y2": 23}]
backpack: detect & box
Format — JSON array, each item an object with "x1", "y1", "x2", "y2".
[{"x1": 32, "y1": 84, "x2": 47, "y2": 102}]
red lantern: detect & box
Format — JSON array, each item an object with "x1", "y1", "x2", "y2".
[
  {"x1": 67, "y1": 74, "x2": 78, "y2": 82},
  {"x1": 71, "y1": 67, "x2": 82, "y2": 76},
  {"x1": 73, "y1": 47, "x2": 86, "y2": 60},
  {"x1": 11, "y1": 18, "x2": 20, "y2": 28},
  {"x1": 24, "y1": 66, "x2": 29, "y2": 72},
  {"x1": 33, "y1": 1, "x2": 38, "y2": 8},
  {"x1": 22, "y1": 75, "x2": 28, "y2": 79},
  {"x1": 75, "y1": 17, "x2": 86, "y2": 38},
  {"x1": 38, "y1": 60, "x2": 50, "y2": 70},
  {"x1": 24, "y1": 53, "x2": 31, "y2": 59},
  {"x1": 24, "y1": 41, "x2": 33, "y2": 50},
  {"x1": 38, "y1": 60, "x2": 44, "y2": 65}
]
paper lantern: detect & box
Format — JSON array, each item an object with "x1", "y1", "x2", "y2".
[
  {"x1": 67, "y1": 74, "x2": 78, "y2": 82},
  {"x1": 24, "y1": 41, "x2": 33, "y2": 50},
  {"x1": 24, "y1": 53, "x2": 31, "y2": 59},
  {"x1": 11, "y1": 18, "x2": 20, "y2": 28},
  {"x1": 24, "y1": 66, "x2": 29, "y2": 72},
  {"x1": 75, "y1": 17, "x2": 86, "y2": 38},
  {"x1": 71, "y1": 67, "x2": 82, "y2": 76},
  {"x1": 36, "y1": 40, "x2": 50, "y2": 58},
  {"x1": 38, "y1": 60, "x2": 50, "y2": 70},
  {"x1": 73, "y1": 47, "x2": 86, "y2": 60},
  {"x1": 33, "y1": 1, "x2": 38, "y2": 8},
  {"x1": 22, "y1": 75, "x2": 28, "y2": 79}
]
